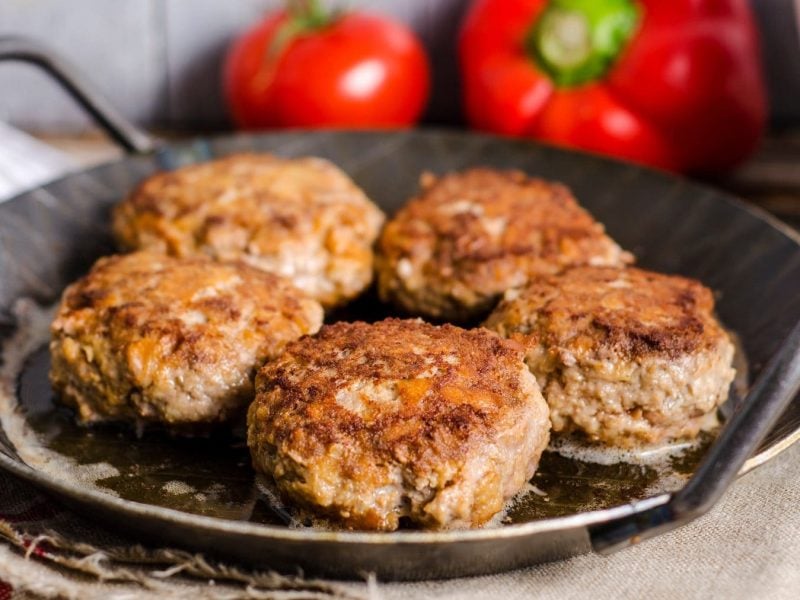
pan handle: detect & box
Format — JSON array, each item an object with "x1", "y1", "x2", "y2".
[
  {"x1": 0, "y1": 36, "x2": 156, "y2": 154},
  {"x1": 591, "y1": 319, "x2": 800, "y2": 553}
]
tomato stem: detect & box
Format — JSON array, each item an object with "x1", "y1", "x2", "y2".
[
  {"x1": 266, "y1": 0, "x2": 335, "y2": 65},
  {"x1": 286, "y1": 0, "x2": 331, "y2": 29},
  {"x1": 527, "y1": 0, "x2": 640, "y2": 87}
]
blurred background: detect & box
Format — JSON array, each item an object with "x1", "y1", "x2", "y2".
[
  {"x1": 1, "y1": 0, "x2": 798, "y2": 132},
  {"x1": 0, "y1": 0, "x2": 463, "y2": 131},
  {"x1": 1, "y1": 0, "x2": 799, "y2": 224}
]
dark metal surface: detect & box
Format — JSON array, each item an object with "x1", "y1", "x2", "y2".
[
  {"x1": 0, "y1": 130, "x2": 799, "y2": 580},
  {"x1": 0, "y1": 36, "x2": 156, "y2": 154},
  {"x1": 591, "y1": 319, "x2": 800, "y2": 553},
  {"x1": 0, "y1": 35, "x2": 799, "y2": 581},
  {"x1": 19, "y1": 323, "x2": 708, "y2": 527}
]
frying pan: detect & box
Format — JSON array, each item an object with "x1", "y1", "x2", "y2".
[{"x1": 0, "y1": 36, "x2": 799, "y2": 580}]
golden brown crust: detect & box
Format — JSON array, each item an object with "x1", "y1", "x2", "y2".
[
  {"x1": 248, "y1": 318, "x2": 551, "y2": 530},
  {"x1": 485, "y1": 266, "x2": 722, "y2": 361},
  {"x1": 112, "y1": 153, "x2": 385, "y2": 308},
  {"x1": 49, "y1": 252, "x2": 323, "y2": 428},
  {"x1": 258, "y1": 319, "x2": 525, "y2": 453},
  {"x1": 376, "y1": 169, "x2": 632, "y2": 321},
  {"x1": 485, "y1": 266, "x2": 735, "y2": 446}
]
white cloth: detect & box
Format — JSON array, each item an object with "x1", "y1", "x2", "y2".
[{"x1": 0, "y1": 122, "x2": 74, "y2": 202}]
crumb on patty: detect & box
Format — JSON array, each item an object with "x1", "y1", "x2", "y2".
[
  {"x1": 376, "y1": 168, "x2": 632, "y2": 321},
  {"x1": 484, "y1": 266, "x2": 735, "y2": 447},
  {"x1": 112, "y1": 153, "x2": 385, "y2": 309},
  {"x1": 248, "y1": 318, "x2": 551, "y2": 530},
  {"x1": 49, "y1": 251, "x2": 323, "y2": 430}
]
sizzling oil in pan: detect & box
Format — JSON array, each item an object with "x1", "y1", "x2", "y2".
[{"x1": 12, "y1": 292, "x2": 747, "y2": 529}]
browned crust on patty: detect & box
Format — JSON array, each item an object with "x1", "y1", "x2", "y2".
[
  {"x1": 248, "y1": 318, "x2": 551, "y2": 530},
  {"x1": 49, "y1": 251, "x2": 323, "y2": 428},
  {"x1": 111, "y1": 153, "x2": 385, "y2": 308},
  {"x1": 485, "y1": 266, "x2": 722, "y2": 361},
  {"x1": 376, "y1": 169, "x2": 632, "y2": 321},
  {"x1": 258, "y1": 319, "x2": 526, "y2": 451},
  {"x1": 485, "y1": 266, "x2": 735, "y2": 446}
]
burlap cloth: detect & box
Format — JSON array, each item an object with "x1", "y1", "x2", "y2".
[
  {"x1": 0, "y1": 437, "x2": 796, "y2": 599},
  {"x1": 0, "y1": 131, "x2": 797, "y2": 599}
]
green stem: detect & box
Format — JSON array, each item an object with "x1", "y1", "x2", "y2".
[
  {"x1": 267, "y1": 0, "x2": 333, "y2": 63},
  {"x1": 286, "y1": 0, "x2": 330, "y2": 29},
  {"x1": 527, "y1": 0, "x2": 640, "y2": 87}
]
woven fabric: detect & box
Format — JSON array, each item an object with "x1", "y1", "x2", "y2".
[
  {"x1": 0, "y1": 439, "x2": 798, "y2": 599},
  {"x1": 0, "y1": 129, "x2": 797, "y2": 599},
  {"x1": 0, "y1": 468, "x2": 372, "y2": 599}
]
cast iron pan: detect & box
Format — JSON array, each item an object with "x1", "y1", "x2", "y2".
[{"x1": 0, "y1": 37, "x2": 799, "y2": 580}]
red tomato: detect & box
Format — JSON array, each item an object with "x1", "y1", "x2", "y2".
[{"x1": 224, "y1": 8, "x2": 431, "y2": 129}]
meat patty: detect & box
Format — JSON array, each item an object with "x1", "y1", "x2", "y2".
[
  {"x1": 376, "y1": 169, "x2": 632, "y2": 321},
  {"x1": 248, "y1": 318, "x2": 550, "y2": 531},
  {"x1": 49, "y1": 252, "x2": 323, "y2": 430},
  {"x1": 484, "y1": 266, "x2": 736, "y2": 447},
  {"x1": 112, "y1": 153, "x2": 385, "y2": 309}
]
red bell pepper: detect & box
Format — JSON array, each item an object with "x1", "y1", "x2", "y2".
[{"x1": 459, "y1": 0, "x2": 767, "y2": 173}]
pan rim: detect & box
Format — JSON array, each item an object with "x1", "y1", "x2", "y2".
[{"x1": 1, "y1": 128, "x2": 798, "y2": 547}]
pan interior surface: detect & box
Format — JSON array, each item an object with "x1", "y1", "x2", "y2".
[
  {"x1": 1, "y1": 130, "x2": 799, "y2": 578},
  {"x1": 15, "y1": 338, "x2": 718, "y2": 527}
]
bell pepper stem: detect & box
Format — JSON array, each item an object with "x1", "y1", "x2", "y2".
[{"x1": 528, "y1": 0, "x2": 640, "y2": 87}]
